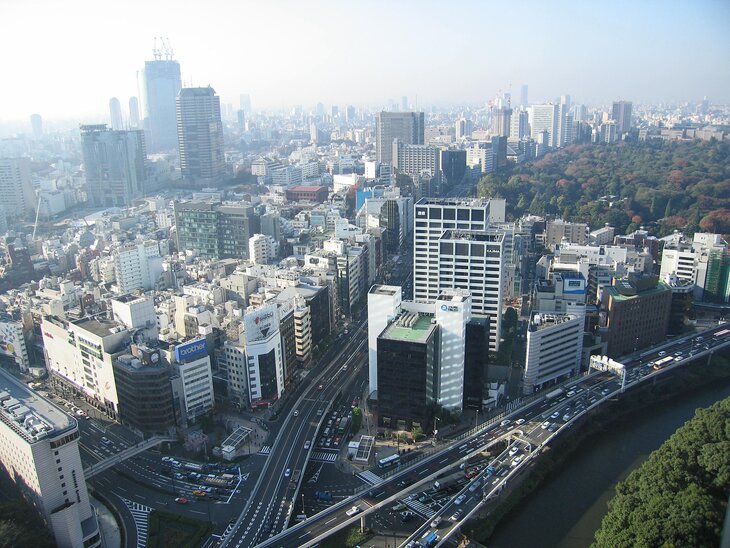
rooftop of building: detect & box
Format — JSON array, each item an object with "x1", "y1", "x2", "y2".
[
  {"x1": 112, "y1": 294, "x2": 147, "y2": 304},
  {"x1": 369, "y1": 285, "x2": 400, "y2": 297},
  {"x1": 416, "y1": 197, "x2": 490, "y2": 207},
  {"x1": 436, "y1": 290, "x2": 469, "y2": 303},
  {"x1": 0, "y1": 368, "x2": 75, "y2": 443},
  {"x1": 73, "y1": 317, "x2": 122, "y2": 338},
  {"x1": 288, "y1": 185, "x2": 327, "y2": 192},
  {"x1": 380, "y1": 312, "x2": 436, "y2": 343},
  {"x1": 553, "y1": 271, "x2": 584, "y2": 281},
  {"x1": 529, "y1": 313, "x2": 581, "y2": 331},
  {"x1": 441, "y1": 230, "x2": 504, "y2": 243},
  {"x1": 605, "y1": 278, "x2": 670, "y2": 301}
]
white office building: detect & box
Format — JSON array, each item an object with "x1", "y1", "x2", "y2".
[
  {"x1": 367, "y1": 285, "x2": 403, "y2": 398},
  {"x1": 524, "y1": 313, "x2": 583, "y2": 395},
  {"x1": 249, "y1": 233, "x2": 276, "y2": 265},
  {"x1": 413, "y1": 198, "x2": 506, "y2": 351},
  {"x1": 0, "y1": 157, "x2": 36, "y2": 219},
  {"x1": 0, "y1": 369, "x2": 100, "y2": 548},
  {"x1": 529, "y1": 104, "x2": 559, "y2": 147},
  {"x1": 243, "y1": 304, "x2": 285, "y2": 406}
]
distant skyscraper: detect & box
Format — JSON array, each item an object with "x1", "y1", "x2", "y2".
[
  {"x1": 401, "y1": 96, "x2": 408, "y2": 111},
  {"x1": 29, "y1": 113, "x2": 42, "y2": 138},
  {"x1": 611, "y1": 100, "x2": 633, "y2": 135},
  {"x1": 239, "y1": 93, "x2": 252, "y2": 113},
  {"x1": 492, "y1": 106, "x2": 513, "y2": 137},
  {"x1": 0, "y1": 158, "x2": 36, "y2": 218},
  {"x1": 81, "y1": 125, "x2": 147, "y2": 207},
  {"x1": 455, "y1": 118, "x2": 473, "y2": 140},
  {"x1": 237, "y1": 109, "x2": 245, "y2": 131},
  {"x1": 128, "y1": 97, "x2": 140, "y2": 128},
  {"x1": 520, "y1": 84, "x2": 529, "y2": 107},
  {"x1": 345, "y1": 105, "x2": 356, "y2": 124},
  {"x1": 530, "y1": 104, "x2": 558, "y2": 147},
  {"x1": 375, "y1": 111, "x2": 425, "y2": 166},
  {"x1": 330, "y1": 105, "x2": 339, "y2": 119},
  {"x1": 315, "y1": 102, "x2": 325, "y2": 117},
  {"x1": 109, "y1": 97, "x2": 123, "y2": 130},
  {"x1": 509, "y1": 109, "x2": 530, "y2": 142},
  {"x1": 142, "y1": 57, "x2": 182, "y2": 152},
  {"x1": 176, "y1": 87, "x2": 225, "y2": 185}
]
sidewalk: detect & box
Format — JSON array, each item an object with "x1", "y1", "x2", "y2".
[{"x1": 90, "y1": 495, "x2": 122, "y2": 548}]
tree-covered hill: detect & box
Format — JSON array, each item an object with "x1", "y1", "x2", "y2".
[
  {"x1": 478, "y1": 139, "x2": 730, "y2": 236},
  {"x1": 592, "y1": 395, "x2": 730, "y2": 547}
]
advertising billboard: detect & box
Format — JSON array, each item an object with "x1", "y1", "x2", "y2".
[
  {"x1": 175, "y1": 338, "x2": 208, "y2": 363},
  {"x1": 244, "y1": 304, "x2": 279, "y2": 343}
]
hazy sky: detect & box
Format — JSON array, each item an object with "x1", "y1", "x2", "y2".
[{"x1": 1, "y1": 0, "x2": 729, "y2": 123}]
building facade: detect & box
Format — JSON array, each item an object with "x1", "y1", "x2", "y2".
[
  {"x1": 375, "y1": 111, "x2": 425, "y2": 166},
  {"x1": 0, "y1": 157, "x2": 36, "y2": 219},
  {"x1": 142, "y1": 58, "x2": 182, "y2": 152},
  {"x1": 0, "y1": 369, "x2": 100, "y2": 548},
  {"x1": 176, "y1": 87, "x2": 225, "y2": 185},
  {"x1": 80, "y1": 125, "x2": 147, "y2": 208},
  {"x1": 524, "y1": 313, "x2": 583, "y2": 394}
]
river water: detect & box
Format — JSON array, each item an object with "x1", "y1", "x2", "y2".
[{"x1": 488, "y1": 378, "x2": 730, "y2": 548}]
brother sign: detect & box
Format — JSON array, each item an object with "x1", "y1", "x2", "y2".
[{"x1": 175, "y1": 338, "x2": 208, "y2": 362}]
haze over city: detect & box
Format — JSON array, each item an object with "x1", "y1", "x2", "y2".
[{"x1": 1, "y1": 0, "x2": 729, "y2": 124}]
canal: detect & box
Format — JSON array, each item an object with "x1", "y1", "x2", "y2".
[{"x1": 488, "y1": 377, "x2": 730, "y2": 548}]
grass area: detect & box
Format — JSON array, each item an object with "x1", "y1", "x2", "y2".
[
  {"x1": 320, "y1": 525, "x2": 374, "y2": 548},
  {"x1": 463, "y1": 351, "x2": 730, "y2": 544},
  {"x1": 147, "y1": 509, "x2": 212, "y2": 548}
]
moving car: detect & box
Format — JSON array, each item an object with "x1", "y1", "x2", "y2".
[
  {"x1": 346, "y1": 505, "x2": 361, "y2": 517},
  {"x1": 293, "y1": 409, "x2": 299, "y2": 417},
  {"x1": 515, "y1": 418, "x2": 525, "y2": 425},
  {"x1": 304, "y1": 440, "x2": 311, "y2": 450},
  {"x1": 500, "y1": 419, "x2": 511, "y2": 427},
  {"x1": 430, "y1": 516, "x2": 442, "y2": 528},
  {"x1": 174, "y1": 497, "x2": 189, "y2": 504},
  {"x1": 454, "y1": 494, "x2": 466, "y2": 505},
  {"x1": 284, "y1": 468, "x2": 291, "y2": 477},
  {"x1": 450, "y1": 509, "x2": 464, "y2": 521}
]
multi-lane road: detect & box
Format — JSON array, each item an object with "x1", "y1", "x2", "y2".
[
  {"x1": 251, "y1": 322, "x2": 730, "y2": 547},
  {"x1": 220, "y1": 321, "x2": 369, "y2": 547}
]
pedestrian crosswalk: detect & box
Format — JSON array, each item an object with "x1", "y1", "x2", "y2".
[
  {"x1": 258, "y1": 445, "x2": 271, "y2": 455},
  {"x1": 309, "y1": 451, "x2": 337, "y2": 463},
  {"x1": 404, "y1": 498, "x2": 435, "y2": 519},
  {"x1": 356, "y1": 469, "x2": 384, "y2": 486},
  {"x1": 120, "y1": 498, "x2": 152, "y2": 548}
]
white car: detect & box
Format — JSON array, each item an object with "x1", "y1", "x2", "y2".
[
  {"x1": 509, "y1": 446, "x2": 519, "y2": 456},
  {"x1": 304, "y1": 440, "x2": 311, "y2": 450},
  {"x1": 293, "y1": 409, "x2": 299, "y2": 417},
  {"x1": 541, "y1": 421, "x2": 551, "y2": 429},
  {"x1": 454, "y1": 494, "x2": 466, "y2": 505},
  {"x1": 550, "y1": 412, "x2": 560, "y2": 419},
  {"x1": 515, "y1": 418, "x2": 525, "y2": 425},
  {"x1": 284, "y1": 468, "x2": 291, "y2": 477},
  {"x1": 346, "y1": 505, "x2": 361, "y2": 517},
  {"x1": 500, "y1": 419, "x2": 511, "y2": 427}
]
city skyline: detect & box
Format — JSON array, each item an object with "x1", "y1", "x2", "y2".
[{"x1": 1, "y1": 0, "x2": 729, "y2": 123}]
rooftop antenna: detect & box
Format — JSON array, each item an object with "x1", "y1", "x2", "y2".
[{"x1": 152, "y1": 37, "x2": 162, "y2": 60}]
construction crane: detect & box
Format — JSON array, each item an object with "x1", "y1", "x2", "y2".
[
  {"x1": 162, "y1": 37, "x2": 174, "y2": 60},
  {"x1": 152, "y1": 37, "x2": 162, "y2": 60}
]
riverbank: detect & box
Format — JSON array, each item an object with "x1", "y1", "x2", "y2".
[{"x1": 464, "y1": 352, "x2": 730, "y2": 545}]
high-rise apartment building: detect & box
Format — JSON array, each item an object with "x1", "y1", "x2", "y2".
[
  {"x1": 455, "y1": 118, "x2": 474, "y2": 140},
  {"x1": 530, "y1": 104, "x2": 559, "y2": 147},
  {"x1": 413, "y1": 198, "x2": 506, "y2": 351},
  {"x1": 611, "y1": 100, "x2": 633, "y2": 135},
  {"x1": 113, "y1": 240, "x2": 163, "y2": 293},
  {"x1": 109, "y1": 97, "x2": 123, "y2": 130},
  {"x1": 0, "y1": 157, "x2": 36, "y2": 218},
  {"x1": 142, "y1": 57, "x2": 182, "y2": 152},
  {"x1": 176, "y1": 87, "x2": 225, "y2": 185},
  {"x1": 375, "y1": 111, "x2": 424, "y2": 166},
  {"x1": 0, "y1": 369, "x2": 101, "y2": 548},
  {"x1": 80, "y1": 125, "x2": 146, "y2": 208}
]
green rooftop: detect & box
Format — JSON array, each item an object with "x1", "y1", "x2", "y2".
[
  {"x1": 605, "y1": 280, "x2": 671, "y2": 301},
  {"x1": 381, "y1": 313, "x2": 436, "y2": 343}
]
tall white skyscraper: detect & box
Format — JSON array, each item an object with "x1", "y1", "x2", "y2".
[
  {"x1": 109, "y1": 97, "x2": 123, "y2": 130},
  {"x1": 176, "y1": 87, "x2": 225, "y2": 185},
  {"x1": 530, "y1": 104, "x2": 559, "y2": 147},
  {"x1": 30, "y1": 113, "x2": 43, "y2": 138},
  {"x1": 520, "y1": 84, "x2": 529, "y2": 107},
  {"x1": 413, "y1": 198, "x2": 506, "y2": 351},
  {"x1": 142, "y1": 56, "x2": 182, "y2": 152},
  {"x1": 611, "y1": 100, "x2": 633, "y2": 135}
]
